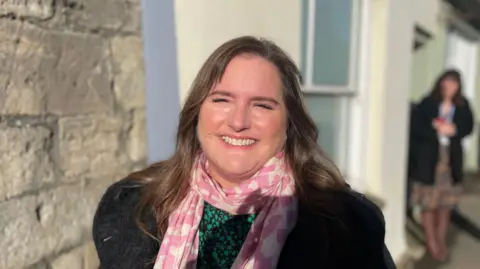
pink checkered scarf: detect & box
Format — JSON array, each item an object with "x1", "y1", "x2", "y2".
[{"x1": 153, "y1": 151, "x2": 297, "y2": 269}]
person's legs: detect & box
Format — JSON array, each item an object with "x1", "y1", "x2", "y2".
[
  {"x1": 436, "y1": 207, "x2": 451, "y2": 260},
  {"x1": 422, "y1": 209, "x2": 440, "y2": 259}
]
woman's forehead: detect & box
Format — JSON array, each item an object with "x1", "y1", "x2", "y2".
[{"x1": 212, "y1": 56, "x2": 283, "y2": 98}]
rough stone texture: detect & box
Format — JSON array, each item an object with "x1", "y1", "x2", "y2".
[
  {"x1": 83, "y1": 241, "x2": 100, "y2": 269},
  {"x1": 127, "y1": 109, "x2": 147, "y2": 163},
  {"x1": 0, "y1": 0, "x2": 54, "y2": 19},
  {"x1": 0, "y1": 20, "x2": 46, "y2": 114},
  {"x1": 64, "y1": 0, "x2": 141, "y2": 32},
  {"x1": 47, "y1": 241, "x2": 100, "y2": 269},
  {"x1": 0, "y1": 178, "x2": 114, "y2": 269},
  {"x1": 0, "y1": 125, "x2": 55, "y2": 202},
  {"x1": 0, "y1": 1, "x2": 145, "y2": 268},
  {"x1": 50, "y1": 246, "x2": 83, "y2": 269},
  {"x1": 27, "y1": 260, "x2": 51, "y2": 269},
  {"x1": 0, "y1": 21, "x2": 115, "y2": 115},
  {"x1": 111, "y1": 35, "x2": 145, "y2": 109},
  {"x1": 38, "y1": 29, "x2": 115, "y2": 116},
  {"x1": 55, "y1": 114, "x2": 130, "y2": 178},
  {"x1": 48, "y1": 241, "x2": 99, "y2": 269}
]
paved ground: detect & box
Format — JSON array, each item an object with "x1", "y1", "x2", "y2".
[{"x1": 414, "y1": 194, "x2": 480, "y2": 269}]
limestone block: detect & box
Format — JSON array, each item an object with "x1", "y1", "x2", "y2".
[
  {"x1": 49, "y1": 241, "x2": 99, "y2": 269},
  {"x1": 0, "y1": 21, "x2": 115, "y2": 115},
  {"x1": 0, "y1": 196, "x2": 38, "y2": 269},
  {"x1": 0, "y1": 0, "x2": 54, "y2": 19},
  {"x1": 127, "y1": 109, "x2": 146, "y2": 163},
  {"x1": 55, "y1": 115, "x2": 129, "y2": 178},
  {"x1": 111, "y1": 35, "x2": 145, "y2": 109},
  {"x1": 82, "y1": 241, "x2": 100, "y2": 269},
  {"x1": 0, "y1": 179, "x2": 112, "y2": 269},
  {"x1": 0, "y1": 20, "x2": 45, "y2": 114},
  {"x1": 50, "y1": 246, "x2": 83, "y2": 269},
  {"x1": 64, "y1": 0, "x2": 141, "y2": 32},
  {"x1": 0, "y1": 126, "x2": 55, "y2": 202},
  {"x1": 33, "y1": 27, "x2": 114, "y2": 115},
  {"x1": 27, "y1": 260, "x2": 50, "y2": 269},
  {"x1": 0, "y1": 20, "x2": 20, "y2": 75}
]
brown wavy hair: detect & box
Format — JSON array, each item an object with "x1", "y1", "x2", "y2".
[
  {"x1": 430, "y1": 69, "x2": 465, "y2": 106},
  {"x1": 131, "y1": 36, "x2": 347, "y2": 238}
]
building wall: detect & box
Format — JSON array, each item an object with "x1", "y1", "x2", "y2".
[
  {"x1": 0, "y1": 1, "x2": 145, "y2": 269},
  {"x1": 366, "y1": 0, "x2": 389, "y2": 196},
  {"x1": 474, "y1": 46, "x2": 480, "y2": 165},
  {"x1": 379, "y1": 0, "x2": 413, "y2": 259},
  {"x1": 409, "y1": 0, "x2": 448, "y2": 102},
  {"x1": 174, "y1": 0, "x2": 302, "y2": 103},
  {"x1": 445, "y1": 12, "x2": 480, "y2": 171},
  {"x1": 411, "y1": 0, "x2": 440, "y2": 33},
  {"x1": 464, "y1": 41, "x2": 480, "y2": 171},
  {"x1": 366, "y1": 0, "x2": 414, "y2": 260},
  {"x1": 409, "y1": 31, "x2": 448, "y2": 103},
  {"x1": 142, "y1": 0, "x2": 180, "y2": 163},
  {"x1": 465, "y1": 48, "x2": 480, "y2": 171},
  {"x1": 410, "y1": 45, "x2": 433, "y2": 102}
]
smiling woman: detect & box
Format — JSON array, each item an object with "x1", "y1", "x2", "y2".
[
  {"x1": 92, "y1": 36, "x2": 395, "y2": 269},
  {"x1": 198, "y1": 55, "x2": 287, "y2": 188}
]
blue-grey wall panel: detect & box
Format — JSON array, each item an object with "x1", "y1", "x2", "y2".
[{"x1": 141, "y1": 0, "x2": 181, "y2": 163}]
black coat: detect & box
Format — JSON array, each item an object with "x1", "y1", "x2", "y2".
[
  {"x1": 411, "y1": 96, "x2": 474, "y2": 185},
  {"x1": 92, "y1": 179, "x2": 396, "y2": 269}
]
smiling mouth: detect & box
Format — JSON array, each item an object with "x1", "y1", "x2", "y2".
[{"x1": 221, "y1": 136, "x2": 256, "y2": 146}]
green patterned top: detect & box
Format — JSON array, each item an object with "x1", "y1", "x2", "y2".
[{"x1": 197, "y1": 201, "x2": 257, "y2": 269}]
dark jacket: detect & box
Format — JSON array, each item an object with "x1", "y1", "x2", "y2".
[
  {"x1": 411, "y1": 96, "x2": 474, "y2": 185},
  {"x1": 93, "y1": 179, "x2": 396, "y2": 269}
]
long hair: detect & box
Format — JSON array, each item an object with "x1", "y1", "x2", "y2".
[
  {"x1": 430, "y1": 69, "x2": 465, "y2": 106},
  {"x1": 131, "y1": 36, "x2": 347, "y2": 238}
]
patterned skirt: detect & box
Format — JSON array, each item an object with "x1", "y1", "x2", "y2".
[{"x1": 410, "y1": 145, "x2": 462, "y2": 210}]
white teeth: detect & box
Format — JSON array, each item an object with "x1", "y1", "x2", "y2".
[{"x1": 221, "y1": 136, "x2": 256, "y2": 146}]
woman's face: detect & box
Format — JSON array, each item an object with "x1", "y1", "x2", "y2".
[
  {"x1": 197, "y1": 54, "x2": 288, "y2": 188},
  {"x1": 441, "y1": 77, "x2": 459, "y2": 100}
]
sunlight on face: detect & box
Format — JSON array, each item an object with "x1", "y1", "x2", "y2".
[{"x1": 197, "y1": 54, "x2": 287, "y2": 188}]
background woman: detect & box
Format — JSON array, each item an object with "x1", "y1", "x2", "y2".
[
  {"x1": 411, "y1": 69, "x2": 474, "y2": 261},
  {"x1": 93, "y1": 36, "x2": 394, "y2": 268}
]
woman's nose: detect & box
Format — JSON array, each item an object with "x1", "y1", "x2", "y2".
[{"x1": 227, "y1": 105, "x2": 251, "y2": 132}]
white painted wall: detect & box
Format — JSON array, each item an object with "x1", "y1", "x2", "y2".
[
  {"x1": 366, "y1": 0, "x2": 388, "y2": 196},
  {"x1": 446, "y1": 30, "x2": 479, "y2": 170},
  {"x1": 174, "y1": 0, "x2": 301, "y2": 103},
  {"x1": 411, "y1": 0, "x2": 440, "y2": 34},
  {"x1": 380, "y1": 0, "x2": 412, "y2": 259},
  {"x1": 366, "y1": 0, "x2": 413, "y2": 260}
]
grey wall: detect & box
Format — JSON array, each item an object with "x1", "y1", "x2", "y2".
[{"x1": 141, "y1": 0, "x2": 181, "y2": 163}]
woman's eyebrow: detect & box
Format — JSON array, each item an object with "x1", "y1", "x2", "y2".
[{"x1": 210, "y1": 90, "x2": 279, "y2": 105}]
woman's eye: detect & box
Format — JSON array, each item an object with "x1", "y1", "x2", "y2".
[
  {"x1": 255, "y1": 103, "x2": 273, "y2": 110},
  {"x1": 212, "y1": 98, "x2": 228, "y2": 103}
]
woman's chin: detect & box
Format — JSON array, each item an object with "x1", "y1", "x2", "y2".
[
  {"x1": 210, "y1": 162, "x2": 260, "y2": 186},
  {"x1": 221, "y1": 166, "x2": 258, "y2": 179}
]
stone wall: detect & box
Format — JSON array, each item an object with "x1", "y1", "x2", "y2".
[{"x1": 0, "y1": 1, "x2": 146, "y2": 268}]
